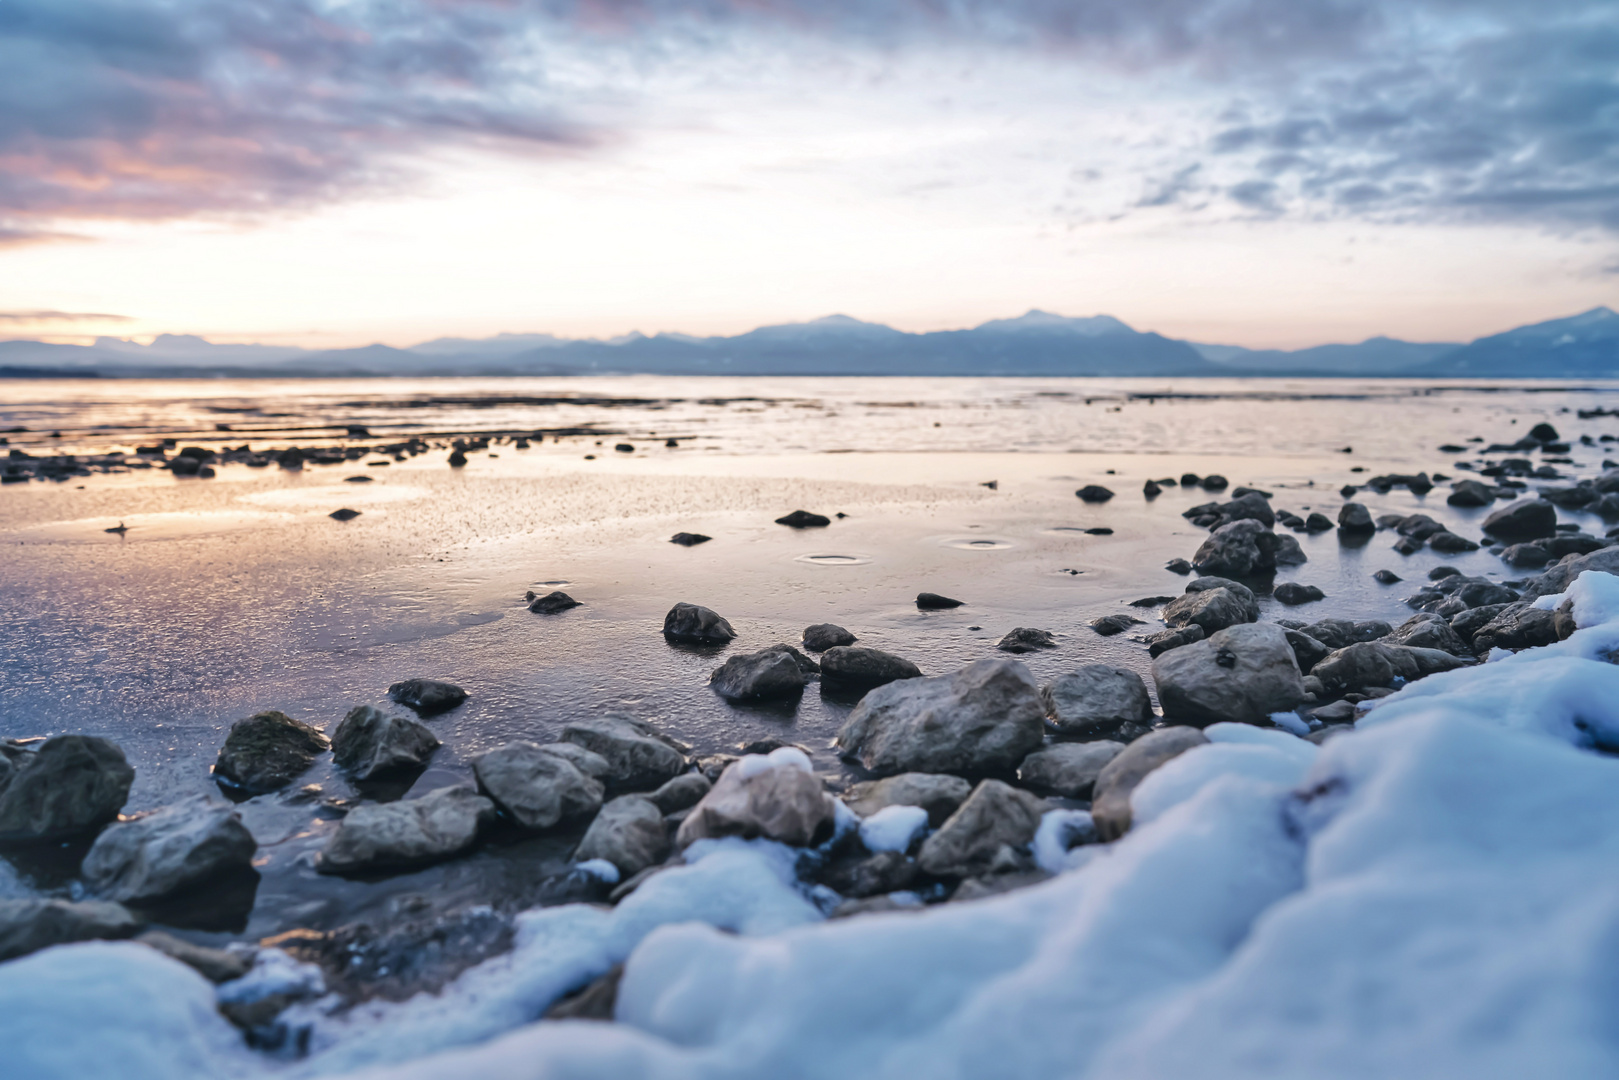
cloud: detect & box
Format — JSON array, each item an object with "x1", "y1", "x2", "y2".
[{"x1": 0, "y1": 310, "x2": 131, "y2": 323}]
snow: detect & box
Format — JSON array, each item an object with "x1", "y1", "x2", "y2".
[
  {"x1": 9, "y1": 568, "x2": 1619, "y2": 1080},
  {"x1": 574, "y1": 858, "x2": 620, "y2": 884},
  {"x1": 734, "y1": 746, "x2": 812, "y2": 780},
  {"x1": 858, "y1": 804, "x2": 929, "y2": 852},
  {"x1": 1032, "y1": 809, "x2": 1098, "y2": 874}
]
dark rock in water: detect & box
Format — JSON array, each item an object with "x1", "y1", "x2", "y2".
[
  {"x1": 448, "y1": 449, "x2": 467, "y2": 467},
  {"x1": 1544, "y1": 533, "x2": 1610, "y2": 558},
  {"x1": 820, "y1": 646, "x2": 922, "y2": 689},
  {"x1": 615, "y1": 443, "x2": 635, "y2": 453},
  {"x1": 1305, "y1": 512, "x2": 1334, "y2": 533},
  {"x1": 1180, "y1": 473, "x2": 1201, "y2": 487},
  {"x1": 1165, "y1": 558, "x2": 1192, "y2": 575},
  {"x1": 82, "y1": 795, "x2": 256, "y2": 905},
  {"x1": 559, "y1": 715, "x2": 689, "y2": 792},
  {"x1": 1529, "y1": 422, "x2": 1560, "y2": 442},
  {"x1": 1384, "y1": 613, "x2": 1471, "y2": 657},
  {"x1": 802, "y1": 623, "x2": 857, "y2": 651},
  {"x1": 662, "y1": 602, "x2": 737, "y2": 643},
  {"x1": 775, "y1": 510, "x2": 831, "y2": 528},
  {"x1": 1311, "y1": 700, "x2": 1358, "y2": 725},
  {"x1": 329, "y1": 508, "x2": 361, "y2": 522},
  {"x1": 1392, "y1": 535, "x2": 1424, "y2": 556},
  {"x1": 332, "y1": 706, "x2": 440, "y2": 780},
  {"x1": 1152, "y1": 623, "x2": 1307, "y2": 727},
  {"x1": 1311, "y1": 642, "x2": 1468, "y2": 694},
  {"x1": 711, "y1": 645, "x2": 814, "y2": 701},
  {"x1": 676, "y1": 756, "x2": 836, "y2": 850},
  {"x1": 1208, "y1": 491, "x2": 1275, "y2": 529},
  {"x1": 670, "y1": 532, "x2": 711, "y2": 546},
  {"x1": 918, "y1": 780, "x2": 1045, "y2": 879},
  {"x1": 574, "y1": 795, "x2": 668, "y2": 877},
  {"x1": 213, "y1": 712, "x2": 328, "y2": 794},
  {"x1": 1373, "y1": 569, "x2": 1402, "y2": 584},
  {"x1": 1130, "y1": 595, "x2": 1177, "y2": 608},
  {"x1": 1018, "y1": 741, "x2": 1125, "y2": 799},
  {"x1": 388, "y1": 679, "x2": 468, "y2": 716},
  {"x1": 1147, "y1": 624, "x2": 1205, "y2": 658},
  {"x1": 1089, "y1": 614, "x2": 1141, "y2": 636},
  {"x1": 1448, "y1": 479, "x2": 1496, "y2": 507},
  {"x1": 997, "y1": 627, "x2": 1056, "y2": 652},
  {"x1": 1085, "y1": 527, "x2": 1114, "y2": 535},
  {"x1": 1501, "y1": 542, "x2": 1552, "y2": 568},
  {"x1": 842, "y1": 772, "x2": 972, "y2": 827},
  {"x1": 1092, "y1": 727, "x2": 1210, "y2": 840},
  {"x1": 648, "y1": 773, "x2": 711, "y2": 815},
  {"x1": 0, "y1": 736, "x2": 135, "y2": 844},
  {"x1": 836, "y1": 658, "x2": 1045, "y2": 777},
  {"x1": 916, "y1": 592, "x2": 964, "y2": 610},
  {"x1": 1163, "y1": 587, "x2": 1255, "y2": 635},
  {"x1": 1428, "y1": 531, "x2": 1480, "y2": 554},
  {"x1": 1429, "y1": 565, "x2": 1462, "y2": 581},
  {"x1": 1076, "y1": 485, "x2": 1114, "y2": 502},
  {"x1": 1274, "y1": 582, "x2": 1326, "y2": 605},
  {"x1": 1339, "y1": 484, "x2": 1359, "y2": 499},
  {"x1": 1143, "y1": 479, "x2": 1161, "y2": 498},
  {"x1": 1394, "y1": 514, "x2": 1447, "y2": 540},
  {"x1": 1337, "y1": 503, "x2": 1375, "y2": 534},
  {"x1": 345, "y1": 476, "x2": 373, "y2": 483},
  {"x1": 1519, "y1": 548, "x2": 1619, "y2": 599},
  {"x1": 1481, "y1": 498, "x2": 1557, "y2": 542},
  {"x1": 0, "y1": 899, "x2": 142, "y2": 962},
  {"x1": 822, "y1": 851, "x2": 919, "y2": 900},
  {"x1": 472, "y1": 741, "x2": 604, "y2": 829},
  {"x1": 546, "y1": 966, "x2": 624, "y2": 1022},
  {"x1": 1193, "y1": 519, "x2": 1283, "y2": 577},
  {"x1": 1042, "y1": 664, "x2": 1154, "y2": 737},
  {"x1": 1450, "y1": 604, "x2": 1510, "y2": 648},
  {"x1": 1471, "y1": 602, "x2": 1560, "y2": 652},
  {"x1": 1282, "y1": 629, "x2": 1331, "y2": 674},
  {"x1": 1201, "y1": 475, "x2": 1229, "y2": 491},
  {"x1": 316, "y1": 786, "x2": 495, "y2": 874},
  {"x1": 529, "y1": 590, "x2": 581, "y2": 614}
]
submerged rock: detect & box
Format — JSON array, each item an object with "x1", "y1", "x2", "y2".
[
  {"x1": 471, "y1": 741, "x2": 605, "y2": 830},
  {"x1": 1481, "y1": 498, "x2": 1557, "y2": 542},
  {"x1": 1076, "y1": 485, "x2": 1114, "y2": 503},
  {"x1": 711, "y1": 646, "x2": 815, "y2": 701},
  {"x1": 1017, "y1": 741, "x2": 1125, "y2": 799},
  {"x1": 1041, "y1": 665, "x2": 1155, "y2": 738},
  {"x1": 528, "y1": 590, "x2": 582, "y2": 614},
  {"x1": 1273, "y1": 583, "x2": 1326, "y2": 605},
  {"x1": 387, "y1": 679, "x2": 468, "y2": 717},
  {"x1": 1337, "y1": 503, "x2": 1375, "y2": 534},
  {"x1": 1447, "y1": 479, "x2": 1496, "y2": 507},
  {"x1": 676, "y1": 750, "x2": 836, "y2": 849},
  {"x1": 823, "y1": 851, "x2": 919, "y2": 899},
  {"x1": 332, "y1": 707, "x2": 440, "y2": 780},
  {"x1": 916, "y1": 592, "x2": 964, "y2": 610},
  {"x1": 0, "y1": 736, "x2": 135, "y2": 843},
  {"x1": 574, "y1": 796, "x2": 669, "y2": 877},
  {"x1": 820, "y1": 646, "x2": 922, "y2": 690},
  {"x1": 1163, "y1": 585, "x2": 1257, "y2": 635},
  {"x1": 996, "y1": 627, "x2": 1056, "y2": 653},
  {"x1": 1089, "y1": 614, "x2": 1141, "y2": 636},
  {"x1": 329, "y1": 508, "x2": 361, "y2": 522},
  {"x1": 1152, "y1": 623, "x2": 1307, "y2": 726},
  {"x1": 802, "y1": 623, "x2": 857, "y2": 651},
  {"x1": 917, "y1": 780, "x2": 1045, "y2": 879},
  {"x1": 1091, "y1": 726, "x2": 1211, "y2": 841},
  {"x1": 213, "y1": 712, "x2": 329, "y2": 794},
  {"x1": 841, "y1": 772, "x2": 972, "y2": 828},
  {"x1": 559, "y1": 715, "x2": 689, "y2": 791},
  {"x1": 670, "y1": 532, "x2": 712, "y2": 546},
  {"x1": 836, "y1": 658, "x2": 1046, "y2": 777},
  {"x1": 775, "y1": 510, "x2": 831, "y2": 528},
  {"x1": 0, "y1": 899, "x2": 142, "y2": 962},
  {"x1": 317, "y1": 786, "x2": 495, "y2": 874},
  {"x1": 662, "y1": 603, "x2": 738, "y2": 643},
  {"x1": 82, "y1": 795, "x2": 256, "y2": 904}
]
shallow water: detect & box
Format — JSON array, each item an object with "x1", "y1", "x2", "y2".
[{"x1": 1, "y1": 375, "x2": 1616, "y2": 940}]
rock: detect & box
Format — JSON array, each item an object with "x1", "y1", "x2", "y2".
[
  {"x1": 213, "y1": 713, "x2": 328, "y2": 794},
  {"x1": 1146, "y1": 624, "x2": 1206, "y2": 658},
  {"x1": 775, "y1": 510, "x2": 830, "y2": 528},
  {"x1": 1392, "y1": 535, "x2": 1424, "y2": 556},
  {"x1": 836, "y1": 658, "x2": 1046, "y2": 777},
  {"x1": 533, "y1": 742, "x2": 612, "y2": 781},
  {"x1": 1076, "y1": 485, "x2": 1114, "y2": 502},
  {"x1": 544, "y1": 966, "x2": 624, "y2": 1021},
  {"x1": 329, "y1": 508, "x2": 361, "y2": 522},
  {"x1": 1311, "y1": 642, "x2": 1469, "y2": 694},
  {"x1": 1545, "y1": 533, "x2": 1610, "y2": 558},
  {"x1": 1016, "y1": 741, "x2": 1125, "y2": 798},
  {"x1": 471, "y1": 741, "x2": 604, "y2": 829},
  {"x1": 1212, "y1": 491, "x2": 1275, "y2": 529},
  {"x1": 1282, "y1": 628, "x2": 1331, "y2": 673},
  {"x1": 1337, "y1": 502, "x2": 1375, "y2": 534},
  {"x1": 331, "y1": 707, "x2": 440, "y2": 780},
  {"x1": 528, "y1": 590, "x2": 581, "y2": 614},
  {"x1": 1305, "y1": 512, "x2": 1334, "y2": 532},
  {"x1": 1274, "y1": 534, "x2": 1308, "y2": 566},
  {"x1": 1502, "y1": 542, "x2": 1552, "y2": 568},
  {"x1": 1165, "y1": 558, "x2": 1192, "y2": 575},
  {"x1": 448, "y1": 449, "x2": 467, "y2": 467},
  {"x1": 559, "y1": 715, "x2": 689, "y2": 791},
  {"x1": 1143, "y1": 479, "x2": 1161, "y2": 497},
  {"x1": 676, "y1": 750, "x2": 836, "y2": 849},
  {"x1": 1447, "y1": 480, "x2": 1496, "y2": 507},
  {"x1": 917, "y1": 780, "x2": 1045, "y2": 878},
  {"x1": 1428, "y1": 531, "x2": 1480, "y2": 553},
  {"x1": 1449, "y1": 603, "x2": 1511, "y2": 647},
  {"x1": 1202, "y1": 475, "x2": 1229, "y2": 491},
  {"x1": 1152, "y1": 623, "x2": 1306, "y2": 726},
  {"x1": 574, "y1": 796, "x2": 669, "y2": 877},
  {"x1": 802, "y1": 623, "x2": 857, "y2": 651},
  {"x1": 710, "y1": 646, "x2": 814, "y2": 701},
  {"x1": 1311, "y1": 700, "x2": 1358, "y2": 725},
  {"x1": 841, "y1": 772, "x2": 972, "y2": 828},
  {"x1": 1091, "y1": 727, "x2": 1210, "y2": 840},
  {"x1": 0, "y1": 736, "x2": 135, "y2": 843},
  {"x1": 317, "y1": 786, "x2": 495, "y2": 874},
  {"x1": 997, "y1": 627, "x2": 1056, "y2": 652},
  {"x1": 1471, "y1": 602, "x2": 1561, "y2": 652},
  {"x1": 135, "y1": 930, "x2": 251, "y2": 983},
  {"x1": 1041, "y1": 665, "x2": 1155, "y2": 737},
  {"x1": 670, "y1": 532, "x2": 711, "y2": 546},
  {"x1": 1384, "y1": 613, "x2": 1470, "y2": 656},
  {"x1": 1481, "y1": 498, "x2": 1558, "y2": 542},
  {"x1": 1129, "y1": 595, "x2": 1178, "y2": 608},
  {"x1": 1089, "y1": 614, "x2": 1141, "y2": 636},
  {"x1": 1373, "y1": 569, "x2": 1402, "y2": 584},
  {"x1": 1273, "y1": 582, "x2": 1325, "y2": 605},
  {"x1": 1192, "y1": 519, "x2": 1282, "y2": 577},
  {"x1": 648, "y1": 773, "x2": 711, "y2": 814},
  {"x1": 823, "y1": 850, "x2": 918, "y2": 899},
  {"x1": 1529, "y1": 422, "x2": 1560, "y2": 442},
  {"x1": 387, "y1": 679, "x2": 468, "y2": 716},
  {"x1": 1520, "y1": 548, "x2": 1619, "y2": 598},
  {"x1": 1163, "y1": 587, "x2": 1257, "y2": 635},
  {"x1": 820, "y1": 646, "x2": 922, "y2": 689},
  {"x1": 951, "y1": 870, "x2": 1051, "y2": 902},
  {"x1": 693, "y1": 755, "x2": 738, "y2": 784},
  {"x1": 662, "y1": 603, "x2": 737, "y2": 643},
  {"x1": 81, "y1": 795, "x2": 255, "y2": 905},
  {"x1": 0, "y1": 899, "x2": 142, "y2": 962},
  {"x1": 1554, "y1": 598, "x2": 1579, "y2": 640},
  {"x1": 916, "y1": 592, "x2": 964, "y2": 610}
]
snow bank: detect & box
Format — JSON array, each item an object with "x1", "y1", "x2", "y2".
[{"x1": 857, "y1": 804, "x2": 928, "y2": 853}]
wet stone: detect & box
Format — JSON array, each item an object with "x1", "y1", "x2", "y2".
[
  {"x1": 1088, "y1": 614, "x2": 1141, "y2": 636},
  {"x1": 916, "y1": 592, "x2": 964, "y2": 610},
  {"x1": 214, "y1": 712, "x2": 329, "y2": 794},
  {"x1": 670, "y1": 532, "x2": 712, "y2": 546},
  {"x1": 662, "y1": 603, "x2": 737, "y2": 644},
  {"x1": 775, "y1": 510, "x2": 831, "y2": 528},
  {"x1": 387, "y1": 679, "x2": 468, "y2": 717},
  {"x1": 0, "y1": 736, "x2": 135, "y2": 844},
  {"x1": 1075, "y1": 485, "x2": 1115, "y2": 502},
  {"x1": 802, "y1": 623, "x2": 857, "y2": 651},
  {"x1": 529, "y1": 590, "x2": 582, "y2": 614},
  {"x1": 997, "y1": 627, "x2": 1056, "y2": 653}
]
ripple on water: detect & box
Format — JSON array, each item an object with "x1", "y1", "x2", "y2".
[
  {"x1": 939, "y1": 536, "x2": 1015, "y2": 550},
  {"x1": 793, "y1": 553, "x2": 873, "y2": 566}
]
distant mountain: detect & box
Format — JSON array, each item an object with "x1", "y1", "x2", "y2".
[
  {"x1": 1417, "y1": 307, "x2": 1619, "y2": 377},
  {"x1": 408, "y1": 332, "x2": 566, "y2": 357},
  {"x1": 1195, "y1": 336, "x2": 1457, "y2": 374}
]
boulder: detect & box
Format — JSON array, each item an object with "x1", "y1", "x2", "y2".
[
  {"x1": 81, "y1": 795, "x2": 255, "y2": 904},
  {"x1": 840, "y1": 772, "x2": 972, "y2": 828},
  {"x1": 819, "y1": 646, "x2": 922, "y2": 689},
  {"x1": 1192, "y1": 519, "x2": 1282, "y2": 577},
  {"x1": 0, "y1": 899, "x2": 142, "y2": 962},
  {"x1": 1448, "y1": 480, "x2": 1496, "y2": 507},
  {"x1": 1146, "y1": 624, "x2": 1206, "y2": 658},
  {"x1": 1337, "y1": 503, "x2": 1375, "y2": 534},
  {"x1": 1383, "y1": 613, "x2": 1470, "y2": 656},
  {"x1": 647, "y1": 773, "x2": 711, "y2": 815},
  {"x1": 1310, "y1": 642, "x2": 1469, "y2": 694},
  {"x1": 710, "y1": 646, "x2": 814, "y2": 701},
  {"x1": 1274, "y1": 533, "x2": 1308, "y2": 566},
  {"x1": 917, "y1": 780, "x2": 1045, "y2": 879},
  {"x1": 916, "y1": 592, "x2": 964, "y2": 610},
  {"x1": 528, "y1": 590, "x2": 581, "y2": 614},
  {"x1": 1212, "y1": 491, "x2": 1275, "y2": 528},
  {"x1": 1471, "y1": 602, "x2": 1561, "y2": 652},
  {"x1": 331, "y1": 707, "x2": 440, "y2": 780},
  {"x1": 1281, "y1": 628, "x2": 1331, "y2": 673},
  {"x1": 559, "y1": 715, "x2": 689, "y2": 791},
  {"x1": 802, "y1": 623, "x2": 857, "y2": 651},
  {"x1": 1449, "y1": 603, "x2": 1511, "y2": 647},
  {"x1": 472, "y1": 741, "x2": 605, "y2": 830},
  {"x1": 0, "y1": 736, "x2": 135, "y2": 843},
  {"x1": 1076, "y1": 485, "x2": 1115, "y2": 503},
  {"x1": 1089, "y1": 614, "x2": 1142, "y2": 636},
  {"x1": 387, "y1": 679, "x2": 468, "y2": 716},
  {"x1": 776, "y1": 510, "x2": 831, "y2": 528},
  {"x1": 1501, "y1": 542, "x2": 1551, "y2": 568},
  {"x1": 1520, "y1": 548, "x2": 1619, "y2": 599},
  {"x1": 316, "y1": 786, "x2": 495, "y2": 874},
  {"x1": 213, "y1": 711, "x2": 328, "y2": 794},
  {"x1": 1151, "y1": 623, "x2": 1307, "y2": 726},
  {"x1": 836, "y1": 658, "x2": 1046, "y2": 777},
  {"x1": 1481, "y1": 498, "x2": 1558, "y2": 542},
  {"x1": 1428, "y1": 531, "x2": 1480, "y2": 554},
  {"x1": 1544, "y1": 533, "x2": 1609, "y2": 558},
  {"x1": 1163, "y1": 586, "x2": 1257, "y2": 635},
  {"x1": 676, "y1": 749, "x2": 836, "y2": 849},
  {"x1": 1091, "y1": 726, "x2": 1211, "y2": 841},
  {"x1": 996, "y1": 627, "x2": 1056, "y2": 653},
  {"x1": 574, "y1": 796, "x2": 669, "y2": 877},
  {"x1": 1272, "y1": 583, "x2": 1325, "y2": 605},
  {"x1": 1041, "y1": 665, "x2": 1154, "y2": 738},
  {"x1": 662, "y1": 603, "x2": 737, "y2": 643},
  {"x1": 1016, "y1": 741, "x2": 1125, "y2": 799}
]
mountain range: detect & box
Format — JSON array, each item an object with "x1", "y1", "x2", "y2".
[{"x1": 2, "y1": 307, "x2": 1615, "y2": 379}]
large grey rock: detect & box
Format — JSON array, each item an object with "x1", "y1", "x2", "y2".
[
  {"x1": 1472, "y1": 602, "x2": 1561, "y2": 652},
  {"x1": 675, "y1": 754, "x2": 836, "y2": 849},
  {"x1": 840, "y1": 772, "x2": 972, "y2": 827},
  {"x1": 917, "y1": 780, "x2": 1045, "y2": 878},
  {"x1": 647, "y1": 773, "x2": 711, "y2": 814},
  {"x1": 1481, "y1": 498, "x2": 1558, "y2": 542},
  {"x1": 1520, "y1": 548, "x2": 1619, "y2": 599},
  {"x1": 533, "y1": 742, "x2": 611, "y2": 780},
  {"x1": 1311, "y1": 642, "x2": 1469, "y2": 694},
  {"x1": 1163, "y1": 587, "x2": 1257, "y2": 635},
  {"x1": 1299, "y1": 618, "x2": 1391, "y2": 650},
  {"x1": 1016, "y1": 741, "x2": 1125, "y2": 799},
  {"x1": 1212, "y1": 491, "x2": 1274, "y2": 528},
  {"x1": 387, "y1": 679, "x2": 467, "y2": 716},
  {"x1": 1192, "y1": 520, "x2": 1283, "y2": 577},
  {"x1": 836, "y1": 658, "x2": 1045, "y2": 777},
  {"x1": 1384, "y1": 613, "x2": 1471, "y2": 656},
  {"x1": 820, "y1": 646, "x2": 922, "y2": 689},
  {"x1": 1448, "y1": 480, "x2": 1496, "y2": 507},
  {"x1": 0, "y1": 736, "x2": 135, "y2": 843},
  {"x1": 1041, "y1": 665, "x2": 1154, "y2": 738},
  {"x1": 710, "y1": 645, "x2": 814, "y2": 701},
  {"x1": 559, "y1": 715, "x2": 689, "y2": 791},
  {"x1": 472, "y1": 741, "x2": 604, "y2": 830},
  {"x1": 802, "y1": 624, "x2": 857, "y2": 651},
  {"x1": 0, "y1": 899, "x2": 142, "y2": 962},
  {"x1": 81, "y1": 795, "x2": 256, "y2": 904},
  {"x1": 1337, "y1": 502, "x2": 1375, "y2": 534},
  {"x1": 662, "y1": 603, "x2": 737, "y2": 643},
  {"x1": 574, "y1": 796, "x2": 669, "y2": 877},
  {"x1": 1091, "y1": 727, "x2": 1211, "y2": 841},
  {"x1": 1151, "y1": 623, "x2": 1306, "y2": 726},
  {"x1": 331, "y1": 707, "x2": 440, "y2": 780},
  {"x1": 213, "y1": 711, "x2": 329, "y2": 793},
  {"x1": 316, "y1": 786, "x2": 495, "y2": 874}
]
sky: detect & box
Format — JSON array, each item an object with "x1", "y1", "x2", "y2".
[{"x1": 0, "y1": 0, "x2": 1616, "y2": 350}]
